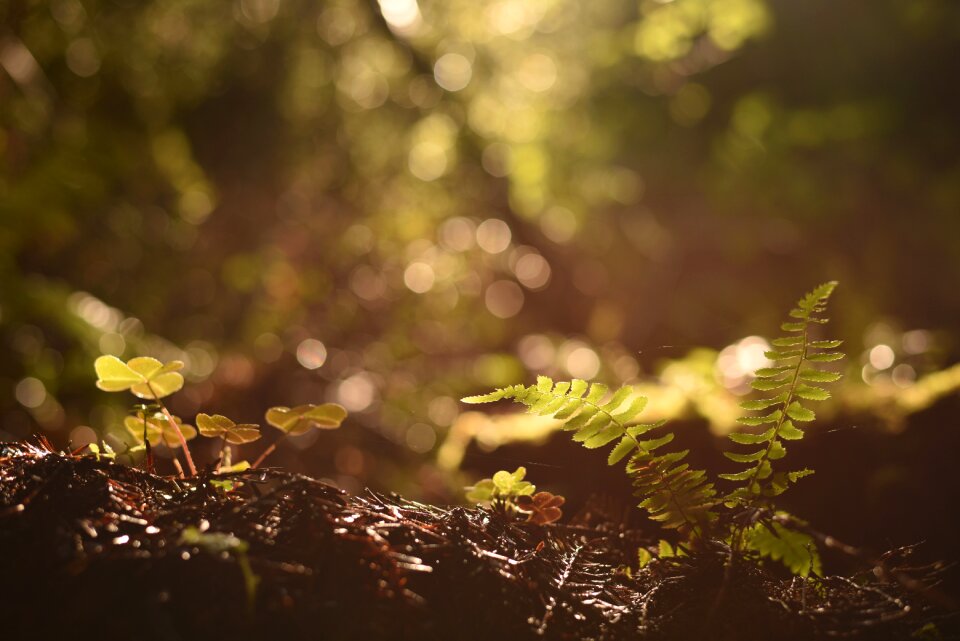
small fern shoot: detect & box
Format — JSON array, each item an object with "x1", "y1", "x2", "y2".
[
  {"x1": 464, "y1": 376, "x2": 717, "y2": 534},
  {"x1": 721, "y1": 281, "x2": 844, "y2": 507}
]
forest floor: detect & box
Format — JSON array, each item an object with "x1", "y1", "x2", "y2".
[{"x1": 0, "y1": 440, "x2": 956, "y2": 641}]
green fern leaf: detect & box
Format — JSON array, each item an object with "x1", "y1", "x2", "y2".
[
  {"x1": 719, "y1": 467, "x2": 757, "y2": 482},
  {"x1": 785, "y1": 403, "x2": 815, "y2": 422},
  {"x1": 739, "y1": 395, "x2": 786, "y2": 411},
  {"x1": 745, "y1": 519, "x2": 821, "y2": 577},
  {"x1": 583, "y1": 423, "x2": 623, "y2": 449},
  {"x1": 807, "y1": 352, "x2": 844, "y2": 362},
  {"x1": 810, "y1": 340, "x2": 843, "y2": 349},
  {"x1": 585, "y1": 382, "x2": 608, "y2": 403},
  {"x1": 778, "y1": 421, "x2": 804, "y2": 440},
  {"x1": 728, "y1": 427, "x2": 776, "y2": 444},
  {"x1": 607, "y1": 436, "x2": 637, "y2": 465},
  {"x1": 799, "y1": 368, "x2": 842, "y2": 383},
  {"x1": 723, "y1": 282, "x2": 843, "y2": 506},
  {"x1": 724, "y1": 450, "x2": 766, "y2": 463},
  {"x1": 794, "y1": 385, "x2": 831, "y2": 401}
]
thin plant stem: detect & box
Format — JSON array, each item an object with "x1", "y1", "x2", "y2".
[
  {"x1": 147, "y1": 382, "x2": 197, "y2": 476},
  {"x1": 252, "y1": 438, "x2": 282, "y2": 469}
]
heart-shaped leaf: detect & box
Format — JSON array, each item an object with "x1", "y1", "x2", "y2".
[
  {"x1": 124, "y1": 412, "x2": 197, "y2": 448},
  {"x1": 516, "y1": 491, "x2": 566, "y2": 525},
  {"x1": 265, "y1": 403, "x2": 347, "y2": 435},
  {"x1": 94, "y1": 355, "x2": 185, "y2": 399},
  {"x1": 196, "y1": 413, "x2": 261, "y2": 444}
]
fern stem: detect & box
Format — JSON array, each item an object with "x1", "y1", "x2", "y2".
[{"x1": 734, "y1": 323, "x2": 810, "y2": 550}]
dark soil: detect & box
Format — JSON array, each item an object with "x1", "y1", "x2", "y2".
[{"x1": 0, "y1": 440, "x2": 955, "y2": 641}]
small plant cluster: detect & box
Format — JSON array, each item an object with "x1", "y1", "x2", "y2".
[
  {"x1": 92, "y1": 355, "x2": 347, "y2": 476},
  {"x1": 463, "y1": 282, "x2": 843, "y2": 576},
  {"x1": 466, "y1": 466, "x2": 566, "y2": 525}
]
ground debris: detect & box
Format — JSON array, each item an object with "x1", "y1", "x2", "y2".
[{"x1": 0, "y1": 441, "x2": 954, "y2": 640}]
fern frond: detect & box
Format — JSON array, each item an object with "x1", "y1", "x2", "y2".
[
  {"x1": 463, "y1": 376, "x2": 717, "y2": 532},
  {"x1": 627, "y1": 448, "x2": 717, "y2": 531},
  {"x1": 744, "y1": 516, "x2": 822, "y2": 577},
  {"x1": 723, "y1": 282, "x2": 844, "y2": 504}
]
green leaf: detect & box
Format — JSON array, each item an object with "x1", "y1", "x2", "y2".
[
  {"x1": 745, "y1": 521, "x2": 821, "y2": 577},
  {"x1": 569, "y1": 379, "x2": 588, "y2": 398},
  {"x1": 771, "y1": 337, "x2": 803, "y2": 347},
  {"x1": 553, "y1": 399, "x2": 582, "y2": 420},
  {"x1": 572, "y1": 414, "x2": 608, "y2": 442},
  {"x1": 778, "y1": 420, "x2": 804, "y2": 440},
  {"x1": 810, "y1": 340, "x2": 843, "y2": 349},
  {"x1": 795, "y1": 385, "x2": 831, "y2": 401},
  {"x1": 607, "y1": 436, "x2": 636, "y2": 465},
  {"x1": 562, "y1": 405, "x2": 598, "y2": 430},
  {"x1": 637, "y1": 433, "x2": 674, "y2": 451},
  {"x1": 94, "y1": 355, "x2": 141, "y2": 391},
  {"x1": 768, "y1": 440, "x2": 787, "y2": 460},
  {"x1": 265, "y1": 403, "x2": 347, "y2": 434},
  {"x1": 492, "y1": 470, "x2": 514, "y2": 492},
  {"x1": 126, "y1": 356, "x2": 165, "y2": 379},
  {"x1": 728, "y1": 427, "x2": 775, "y2": 444},
  {"x1": 751, "y1": 379, "x2": 788, "y2": 391},
  {"x1": 719, "y1": 467, "x2": 758, "y2": 482},
  {"x1": 602, "y1": 386, "x2": 634, "y2": 412},
  {"x1": 465, "y1": 479, "x2": 495, "y2": 503},
  {"x1": 786, "y1": 402, "x2": 815, "y2": 422},
  {"x1": 611, "y1": 395, "x2": 647, "y2": 423},
  {"x1": 807, "y1": 352, "x2": 843, "y2": 362},
  {"x1": 462, "y1": 390, "x2": 506, "y2": 404},
  {"x1": 536, "y1": 376, "x2": 554, "y2": 393},
  {"x1": 724, "y1": 450, "x2": 765, "y2": 463},
  {"x1": 799, "y1": 369, "x2": 842, "y2": 383},
  {"x1": 764, "y1": 350, "x2": 801, "y2": 360},
  {"x1": 584, "y1": 424, "x2": 624, "y2": 449},
  {"x1": 737, "y1": 410, "x2": 781, "y2": 427},
  {"x1": 219, "y1": 461, "x2": 251, "y2": 473},
  {"x1": 780, "y1": 322, "x2": 805, "y2": 332},
  {"x1": 94, "y1": 355, "x2": 185, "y2": 399},
  {"x1": 124, "y1": 412, "x2": 196, "y2": 448},
  {"x1": 627, "y1": 420, "x2": 665, "y2": 438},
  {"x1": 755, "y1": 366, "x2": 791, "y2": 378},
  {"x1": 739, "y1": 395, "x2": 786, "y2": 411},
  {"x1": 584, "y1": 383, "x2": 608, "y2": 404}
]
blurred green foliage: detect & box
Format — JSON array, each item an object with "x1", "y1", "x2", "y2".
[{"x1": 1, "y1": 0, "x2": 959, "y2": 494}]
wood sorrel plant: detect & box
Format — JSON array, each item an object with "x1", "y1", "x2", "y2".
[
  {"x1": 94, "y1": 355, "x2": 347, "y2": 477},
  {"x1": 463, "y1": 282, "x2": 843, "y2": 576}
]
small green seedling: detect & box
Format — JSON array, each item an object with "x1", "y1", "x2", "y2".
[
  {"x1": 95, "y1": 355, "x2": 185, "y2": 399},
  {"x1": 465, "y1": 467, "x2": 565, "y2": 524},
  {"x1": 124, "y1": 411, "x2": 198, "y2": 449},
  {"x1": 466, "y1": 466, "x2": 536, "y2": 509},
  {"x1": 197, "y1": 413, "x2": 260, "y2": 472},
  {"x1": 85, "y1": 442, "x2": 116, "y2": 461},
  {"x1": 94, "y1": 355, "x2": 348, "y2": 477},
  {"x1": 196, "y1": 414, "x2": 261, "y2": 444},
  {"x1": 253, "y1": 403, "x2": 348, "y2": 467},
  {"x1": 96, "y1": 355, "x2": 196, "y2": 474},
  {"x1": 264, "y1": 404, "x2": 348, "y2": 434}
]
